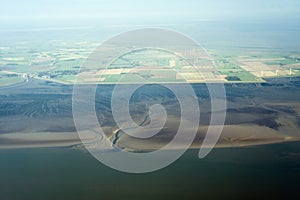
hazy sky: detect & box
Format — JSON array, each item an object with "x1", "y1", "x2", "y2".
[{"x1": 1, "y1": 0, "x2": 299, "y2": 27}]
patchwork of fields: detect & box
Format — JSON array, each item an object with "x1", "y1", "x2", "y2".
[{"x1": 0, "y1": 40, "x2": 300, "y2": 86}]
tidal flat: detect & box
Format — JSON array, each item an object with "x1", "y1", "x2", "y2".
[
  {"x1": 0, "y1": 77, "x2": 299, "y2": 150},
  {"x1": 0, "y1": 76, "x2": 300, "y2": 200}
]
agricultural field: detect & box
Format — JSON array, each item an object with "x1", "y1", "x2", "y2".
[
  {"x1": 0, "y1": 40, "x2": 97, "y2": 85},
  {"x1": 1, "y1": 40, "x2": 300, "y2": 85}
]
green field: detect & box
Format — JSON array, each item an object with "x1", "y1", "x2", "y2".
[
  {"x1": 215, "y1": 58, "x2": 263, "y2": 82},
  {"x1": 1, "y1": 40, "x2": 300, "y2": 86}
]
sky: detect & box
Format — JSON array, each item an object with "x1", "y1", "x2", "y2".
[{"x1": 0, "y1": 0, "x2": 299, "y2": 28}]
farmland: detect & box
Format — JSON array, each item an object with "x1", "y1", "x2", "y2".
[{"x1": 1, "y1": 40, "x2": 300, "y2": 86}]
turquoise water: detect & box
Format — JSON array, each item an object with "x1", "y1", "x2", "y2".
[{"x1": 1, "y1": 142, "x2": 300, "y2": 200}]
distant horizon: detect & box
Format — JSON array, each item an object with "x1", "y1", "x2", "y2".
[{"x1": 1, "y1": 0, "x2": 300, "y2": 28}]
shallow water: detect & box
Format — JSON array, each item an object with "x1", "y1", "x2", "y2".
[{"x1": 1, "y1": 142, "x2": 300, "y2": 200}]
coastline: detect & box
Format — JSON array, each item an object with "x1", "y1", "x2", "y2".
[{"x1": 1, "y1": 124, "x2": 299, "y2": 150}]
